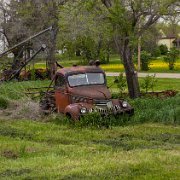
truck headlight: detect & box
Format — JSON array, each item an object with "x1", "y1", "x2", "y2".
[
  {"x1": 122, "y1": 101, "x2": 128, "y2": 108},
  {"x1": 80, "y1": 107, "x2": 87, "y2": 114}
]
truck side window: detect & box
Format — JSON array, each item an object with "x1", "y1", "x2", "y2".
[{"x1": 55, "y1": 75, "x2": 65, "y2": 89}]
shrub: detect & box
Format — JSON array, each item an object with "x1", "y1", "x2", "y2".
[
  {"x1": 141, "y1": 74, "x2": 157, "y2": 93},
  {"x1": 164, "y1": 47, "x2": 179, "y2": 70},
  {"x1": 159, "y1": 44, "x2": 168, "y2": 55},
  {"x1": 152, "y1": 47, "x2": 161, "y2": 57},
  {"x1": 114, "y1": 73, "x2": 127, "y2": 97}
]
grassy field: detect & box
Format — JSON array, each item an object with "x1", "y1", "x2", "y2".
[
  {"x1": 107, "y1": 77, "x2": 180, "y2": 92},
  {"x1": 0, "y1": 120, "x2": 179, "y2": 179},
  {"x1": 0, "y1": 77, "x2": 180, "y2": 179}
]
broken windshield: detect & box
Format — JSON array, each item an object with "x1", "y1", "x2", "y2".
[{"x1": 68, "y1": 73, "x2": 105, "y2": 87}]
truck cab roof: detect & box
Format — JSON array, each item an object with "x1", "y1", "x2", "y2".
[{"x1": 56, "y1": 65, "x2": 105, "y2": 77}]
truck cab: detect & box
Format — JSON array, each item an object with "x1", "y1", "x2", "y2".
[{"x1": 41, "y1": 65, "x2": 134, "y2": 120}]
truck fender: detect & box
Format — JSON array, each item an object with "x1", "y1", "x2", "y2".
[{"x1": 64, "y1": 104, "x2": 81, "y2": 120}]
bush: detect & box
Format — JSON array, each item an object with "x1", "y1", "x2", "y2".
[
  {"x1": 0, "y1": 97, "x2": 9, "y2": 109},
  {"x1": 133, "y1": 51, "x2": 151, "y2": 71},
  {"x1": 152, "y1": 47, "x2": 161, "y2": 57},
  {"x1": 141, "y1": 74, "x2": 157, "y2": 93},
  {"x1": 114, "y1": 73, "x2": 127, "y2": 97},
  {"x1": 159, "y1": 44, "x2": 168, "y2": 55},
  {"x1": 164, "y1": 47, "x2": 179, "y2": 70}
]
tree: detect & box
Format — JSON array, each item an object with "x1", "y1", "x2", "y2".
[
  {"x1": 58, "y1": 1, "x2": 112, "y2": 64},
  {"x1": 141, "y1": 25, "x2": 161, "y2": 57},
  {"x1": 100, "y1": 0, "x2": 178, "y2": 98},
  {"x1": 0, "y1": 0, "x2": 67, "y2": 78}
]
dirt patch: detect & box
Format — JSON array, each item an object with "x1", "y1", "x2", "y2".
[
  {"x1": 0, "y1": 168, "x2": 31, "y2": 177},
  {"x1": 0, "y1": 125, "x2": 33, "y2": 140},
  {"x1": 1, "y1": 150, "x2": 18, "y2": 159}
]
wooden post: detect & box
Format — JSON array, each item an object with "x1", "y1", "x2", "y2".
[{"x1": 138, "y1": 36, "x2": 141, "y2": 72}]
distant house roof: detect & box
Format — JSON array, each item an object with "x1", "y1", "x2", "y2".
[{"x1": 173, "y1": 38, "x2": 180, "y2": 43}]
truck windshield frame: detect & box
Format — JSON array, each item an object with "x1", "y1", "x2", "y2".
[{"x1": 68, "y1": 73, "x2": 105, "y2": 87}]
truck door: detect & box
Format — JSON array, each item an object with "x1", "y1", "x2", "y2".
[{"x1": 55, "y1": 74, "x2": 69, "y2": 113}]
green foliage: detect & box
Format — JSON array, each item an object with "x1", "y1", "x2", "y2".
[
  {"x1": 141, "y1": 74, "x2": 157, "y2": 93},
  {"x1": 0, "y1": 80, "x2": 50, "y2": 100},
  {"x1": 152, "y1": 47, "x2": 161, "y2": 57},
  {"x1": 29, "y1": 69, "x2": 36, "y2": 81},
  {"x1": 114, "y1": 73, "x2": 127, "y2": 97},
  {"x1": 164, "y1": 47, "x2": 180, "y2": 70},
  {"x1": 141, "y1": 25, "x2": 161, "y2": 57},
  {"x1": 78, "y1": 112, "x2": 131, "y2": 128},
  {"x1": 131, "y1": 95, "x2": 180, "y2": 125},
  {"x1": 159, "y1": 44, "x2": 168, "y2": 55},
  {"x1": 140, "y1": 51, "x2": 152, "y2": 71},
  {"x1": 79, "y1": 112, "x2": 109, "y2": 128},
  {"x1": 0, "y1": 96, "x2": 9, "y2": 109},
  {"x1": 58, "y1": 1, "x2": 113, "y2": 64}
]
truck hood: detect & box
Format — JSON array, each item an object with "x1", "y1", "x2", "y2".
[{"x1": 69, "y1": 85, "x2": 111, "y2": 100}]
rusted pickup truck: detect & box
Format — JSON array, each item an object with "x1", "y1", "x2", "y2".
[{"x1": 40, "y1": 64, "x2": 134, "y2": 120}]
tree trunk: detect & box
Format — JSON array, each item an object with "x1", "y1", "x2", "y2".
[
  {"x1": 115, "y1": 37, "x2": 140, "y2": 98},
  {"x1": 47, "y1": 26, "x2": 58, "y2": 79}
]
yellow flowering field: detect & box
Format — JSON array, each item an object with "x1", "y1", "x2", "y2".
[
  {"x1": 101, "y1": 60, "x2": 180, "y2": 72},
  {"x1": 33, "y1": 59, "x2": 180, "y2": 73}
]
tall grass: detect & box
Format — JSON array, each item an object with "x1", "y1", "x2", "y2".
[
  {"x1": 130, "y1": 95, "x2": 180, "y2": 125},
  {"x1": 0, "y1": 80, "x2": 50, "y2": 100}
]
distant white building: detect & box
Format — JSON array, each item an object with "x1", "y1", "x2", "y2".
[
  {"x1": 157, "y1": 29, "x2": 180, "y2": 50},
  {"x1": 157, "y1": 36, "x2": 176, "y2": 50}
]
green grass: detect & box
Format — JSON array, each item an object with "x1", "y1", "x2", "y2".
[
  {"x1": 0, "y1": 80, "x2": 50, "y2": 100},
  {"x1": 0, "y1": 120, "x2": 179, "y2": 179},
  {"x1": 107, "y1": 77, "x2": 180, "y2": 92}
]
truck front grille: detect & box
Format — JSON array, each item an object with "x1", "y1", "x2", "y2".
[{"x1": 90, "y1": 102, "x2": 122, "y2": 115}]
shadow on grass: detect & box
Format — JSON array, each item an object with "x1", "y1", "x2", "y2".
[{"x1": 92, "y1": 133, "x2": 180, "y2": 151}]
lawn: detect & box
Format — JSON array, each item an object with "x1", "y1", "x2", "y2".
[
  {"x1": 107, "y1": 77, "x2": 180, "y2": 92},
  {"x1": 0, "y1": 120, "x2": 179, "y2": 179}
]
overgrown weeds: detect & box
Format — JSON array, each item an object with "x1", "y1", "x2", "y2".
[
  {"x1": 0, "y1": 96, "x2": 9, "y2": 109},
  {"x1": 131, "y1": 94, "x2": 180, "y2": 125}
]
